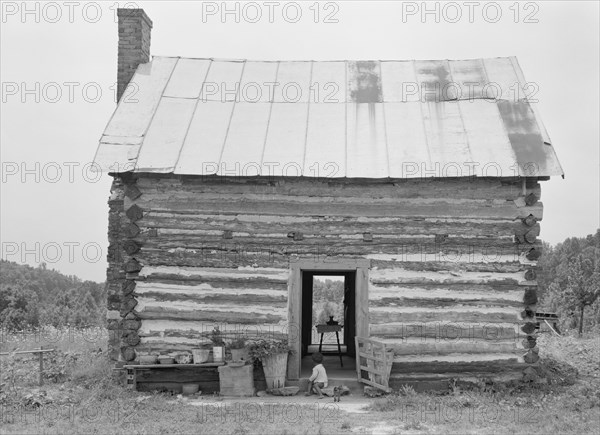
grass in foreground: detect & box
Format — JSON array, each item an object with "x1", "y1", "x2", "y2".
[{"x1": 0, "y1": 330, "x2": 599, "y2": 434}]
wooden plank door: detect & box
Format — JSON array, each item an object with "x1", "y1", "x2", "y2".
[{"x1": 355, "y1": 336, "x2": 393, "y2": 392}]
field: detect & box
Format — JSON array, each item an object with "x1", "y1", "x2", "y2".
[{"x1": 0, "y1": 328, "x2": 598, "y2": 435}]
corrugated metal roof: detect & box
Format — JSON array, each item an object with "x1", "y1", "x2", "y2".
[{"x1": 94, "y1": 56, "x2": 563, "y2": 178}]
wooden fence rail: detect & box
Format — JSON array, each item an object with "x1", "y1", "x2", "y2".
[{"x1": 0, "y1": 347, "x2": 55, "y2": 386}]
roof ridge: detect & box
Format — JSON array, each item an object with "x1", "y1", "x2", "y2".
[{"x1": 149, "y1": 55, "x2": 519, "y2": 63}]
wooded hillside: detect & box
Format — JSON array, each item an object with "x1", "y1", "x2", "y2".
[
  {"x1": 538, "y1": 229, "x2": 600, "y2": 334},
  {"x1": 0, "y1": 260, "x2": 106, "y2": 330}
]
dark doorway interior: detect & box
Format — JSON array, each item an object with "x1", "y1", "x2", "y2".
[{"x1": 301, "y1": 271, "x2": 356, "y2": 358}]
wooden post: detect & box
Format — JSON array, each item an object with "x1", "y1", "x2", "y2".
[
  {"x1": 354, "y1": 336, "x2": 361, "y2": 381},
  {"x1": 355, "y1": 266, "x2": 369, "y2": 339},
  {"x1": 38, "y1": 346, "x2": 44, "y2": 386},
  {"x1": 287, "y1": 263, "x2": 301, "y2": 380},
  {"x1": 0, "y1": 348, "x2": 54, "y2": 386},
  {"x1": 336, "y1": 331, "x2": 343, "y2": 367}
]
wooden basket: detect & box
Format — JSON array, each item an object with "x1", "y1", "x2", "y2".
[{"x1": 261, "y1": 353, "x2": 288, "y2": 389}]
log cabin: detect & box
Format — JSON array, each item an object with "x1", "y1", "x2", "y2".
[{"x1": 94, "y1": 9, "x2": 564, "y2": 389}]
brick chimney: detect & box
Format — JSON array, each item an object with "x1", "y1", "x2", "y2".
[{"x1": 117, "y1": 9, "x2": 152, "y2": 102}]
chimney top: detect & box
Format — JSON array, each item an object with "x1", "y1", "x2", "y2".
[
  {"x1": 117, "y1": 8, "x2": 152, "y2": 103},
  {"x1": 117, "y1": 8, "x2": 153, "y2": 27}
]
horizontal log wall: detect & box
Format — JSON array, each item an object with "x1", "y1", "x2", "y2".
[{"x1": 107, "y1": 175, "x2": 542, "y2": 382}]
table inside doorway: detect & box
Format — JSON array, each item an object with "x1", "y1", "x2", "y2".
[{"x1": 315, "y1": 324, "x2": 344, "y2": 366}]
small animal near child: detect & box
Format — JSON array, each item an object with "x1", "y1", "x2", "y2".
[{"x1": 333, "y1": 386, "x2": 341, "y2": 402}]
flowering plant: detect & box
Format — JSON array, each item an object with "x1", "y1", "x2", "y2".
[
  {"x1": 247, "y1": 338, "x2": 292, "y2": 360},
  {"x1": 228, "y1": 336, "x2": 247, "y2": 349},
  {"x1": 209, "y1": 327, "x2": 225, "y2": 347}
]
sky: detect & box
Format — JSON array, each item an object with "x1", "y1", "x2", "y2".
[{"x1": 1, "y1": 1, "x2": 599, "y2": 283}]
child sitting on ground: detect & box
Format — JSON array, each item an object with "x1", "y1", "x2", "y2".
[{"x1": 305, "y1": 352, "x2": 328, "y2": 398}]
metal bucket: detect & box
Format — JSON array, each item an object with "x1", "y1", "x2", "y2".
[
  {"x1": 231, "y1": 348, "x2": 250, "y2": 362},
  {"x1": 192, "y1": 349, "x2": 210, "y2": 364}
]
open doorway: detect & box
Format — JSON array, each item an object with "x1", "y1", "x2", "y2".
[
  {"x1": 287, "y1": 259, "x2": 369, "y2": 380},
  {"x1": 300, "y1": 271, "x2": 356, "y2": 377}
]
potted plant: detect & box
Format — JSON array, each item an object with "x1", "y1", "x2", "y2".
[
  {"x1": 210, "y1": 327, "x2": 225, "y2": 362},
  {"x1": 228, "y1": 335, "x2": 249, "y2": 363},
  {"x1": 248, "y1": 338, "x2": 292, "y2": 389}
]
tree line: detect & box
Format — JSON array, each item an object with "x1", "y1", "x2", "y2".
[
  {"x1": 0, "y1": 260, "x2": 106, "y2": 331},
  {"x1": 538, "y1": 229, "x2": 600, "y2": 335},
  {"x1": 312, "y1": 277, "x2": 345, "y2": 326}
]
